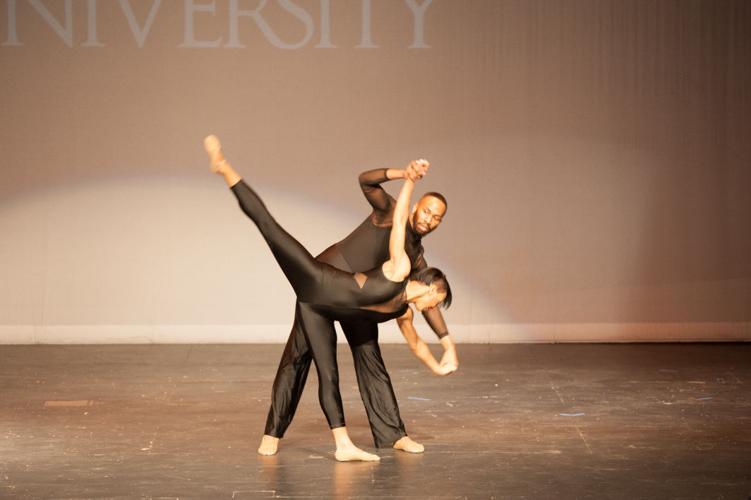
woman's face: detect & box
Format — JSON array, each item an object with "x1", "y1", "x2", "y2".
[{"x1": 413, "y1": 285, "x2": 447, "y2": 311}]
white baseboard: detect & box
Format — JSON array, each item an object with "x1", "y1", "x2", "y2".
[
  {"x1": 442, "y1": 322, "x2": 751, "y2": 343},
  {"x1": 1, "y1": 322, "x2": 749, "y2": 344}
]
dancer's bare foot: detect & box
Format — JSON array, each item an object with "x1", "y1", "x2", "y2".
[
  {"x1": 203, "y1": 135, "x2": 241, "y2": 187},
  {"x1": 393, "y1": 436, "x2": 424, "y2": 454},
  {"x1": 203, "y1": 134, "x2": 227, "y2": 173},
  {"x1": 257, "y1": 435, "x2": 279, "y2": 456},
  {"x1": 334, "y1": 444, "x2": 381, "y2": 462}
]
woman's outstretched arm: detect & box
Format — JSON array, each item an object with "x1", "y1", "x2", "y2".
[{"x1": 383, "y1": 159, "x2": 429, "y2": 282}]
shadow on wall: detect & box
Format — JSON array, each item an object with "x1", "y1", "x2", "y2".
[{"x1": 0, "y1": 173, "x2": 492, "y2": 338}]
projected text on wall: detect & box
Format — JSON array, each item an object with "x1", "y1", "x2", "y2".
[{"x1": 2, "y1": 0, "x2": 435, "y2": 49}]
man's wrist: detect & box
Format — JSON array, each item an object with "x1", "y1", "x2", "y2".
[{"x1": 439, "y1": 335, "x2": 454, "y2": 348}]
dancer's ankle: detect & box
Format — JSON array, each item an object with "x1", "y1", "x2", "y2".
[{"x1": 331, "y1": 426, "x2": 353, "y2": 448}]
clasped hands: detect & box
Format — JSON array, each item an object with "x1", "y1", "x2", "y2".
[
  {"x1": 404, "y1": 159, "x2": 430, "y2": 181},
  {"x1": 438, "y1": 346, "x2": 458, "y2": 375}
]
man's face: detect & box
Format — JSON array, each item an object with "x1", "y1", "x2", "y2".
[{"x1": 410, "y1": 196, "x2": 447, "y2": 236}]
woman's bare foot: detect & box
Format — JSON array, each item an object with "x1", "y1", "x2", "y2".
[
  {"x1": 334, "y1": 444, "x2": 381, "y2": 462},
  {"x1": 331, "y1": 426, "x2": 379, "y2": 462},
  {"x1": 393, "y1": 436, "x2": 424, "y2": 453},
  {"x1": 203, "y1": 134, "x2": 227, "y2": 173},
  {"x1": 257, "y1": 435, "x2": 279, "y2": 456},
  {"x1": 203, "y1": 135, "x2": 241, "y2": 187}
]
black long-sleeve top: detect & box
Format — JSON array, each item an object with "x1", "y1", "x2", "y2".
[{"x1": 315, "y1": 168, "x2": 450, "y2": 339}]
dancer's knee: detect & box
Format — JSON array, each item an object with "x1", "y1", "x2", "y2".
[
  {"x1": 317, "y1": 368, "x2": 339, "y2": 388},
  {"x1": 352, "y1": 341, "x2": 384, "y2": 366}
]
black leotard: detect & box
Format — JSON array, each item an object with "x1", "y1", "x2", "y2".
[
  {"x1": 313, "y1": 286, "x2": 409, "y2": 324},
  {"x1": 264, "y1": 168, "x2": 447, "y2": 447},
  {"x1": 229, "y1": 179, "x2": 408, "y2": 429},
  {"x1": 231, "y1": 180, "x2": 407, "y2": 314},
  {"x1": 320, "y1": 168, "x2": 448, "y2": 336}
]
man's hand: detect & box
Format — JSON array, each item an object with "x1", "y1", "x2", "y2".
[
  {"x1": 432, "y1": 362, "x2": 457, "y2": 376},
  {"x1": 405, "y1": 159, "x2": 430, "y2": 181},
  {"x1": 439, "y1": 336, "x2": 459, "y2": 373},
  {"x1": 440, "y1": 347, "x2": 458, "y2": 367}
]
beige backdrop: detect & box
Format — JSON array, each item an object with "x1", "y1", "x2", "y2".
[{"x1": 1, "y1": 0, "x2": 749, "y2": 343}]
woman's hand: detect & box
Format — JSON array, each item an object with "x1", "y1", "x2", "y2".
[
  {"x1": 405, "y1": 159, "x2": 430, "y2": 181},
  {"x1": 432, "y1": 363, "x2": 457, "y2": 376}
]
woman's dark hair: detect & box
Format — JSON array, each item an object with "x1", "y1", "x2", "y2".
[{"x1": 412, "y1": 267, "x2": 452, "y2": 309}]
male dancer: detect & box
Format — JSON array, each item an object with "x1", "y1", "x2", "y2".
[{"x1": 259, "y1": 162, "x2": 457, "y2": 456}]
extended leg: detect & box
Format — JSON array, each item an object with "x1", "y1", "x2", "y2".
[
  {"x1": 204, "y1": 135, "x2": 323, "y2": 301},
  {"x1": 231, "y1": 180, "x2": 324, "y2": 301},
  {"x1": 258, "y1": 302, "x2": 313, "y2": 455}
]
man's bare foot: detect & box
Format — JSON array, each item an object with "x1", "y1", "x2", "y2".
[
  {"x1": 334, "y1": 444, "x2": 381, "y2": 462},
  {"x1": 257, "y1": 435, "x2": 279, "y2": 456},
  {"x1": 393, "y1": 436, "x2": 424, "y2": 454},
  {"x1": 203, "y1": 134, "x2": 227, "y2": 173}
]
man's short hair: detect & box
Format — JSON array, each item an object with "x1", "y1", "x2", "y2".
[{"x1": 421, "y1": 192, "x2": 448, "y2": 212}]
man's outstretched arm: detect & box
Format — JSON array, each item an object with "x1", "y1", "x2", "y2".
[
  {"x1": 412, "y1": 253, "x2": 454, "y2": 340},
  {"x1": 358, "y1": 168, "x2": 402, "y2": 219},
  {"x1": 412, "y1": 253, "x2": 459, "y2": 369},
  {"x1": 397, "y1": 307, "x2": 455, "y2": 375},
  {"x1": 423, "y1": 307, "x2": 459, "y2": 369},
  {"x1": 358, "y1": 162, "x2": 426, "y2": 223}
]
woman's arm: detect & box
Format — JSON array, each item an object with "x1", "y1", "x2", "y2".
[
  {"x1": 383, "y1": 159, "x2": 429, "y2": 282},
  {"x1": 396, "y1": 307, "x2": 456, "y2": 375}
]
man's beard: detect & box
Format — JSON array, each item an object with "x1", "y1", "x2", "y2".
[{"x1": 410, "y1": 215, "x2": 430, "y2": 236}]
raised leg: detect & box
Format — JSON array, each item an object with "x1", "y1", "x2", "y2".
[
  {"x1": 204, "y1": 134, "x2": 241, "y2": 187},
  {"x1": 205, "y1": 134, "x2": 322, "y2": 301}
]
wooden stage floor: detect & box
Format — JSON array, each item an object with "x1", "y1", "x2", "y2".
[{"x1": 1, "y1": 343, "x2": 749, "y2": 499}]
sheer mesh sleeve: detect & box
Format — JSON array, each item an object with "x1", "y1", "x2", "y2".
[
  {"x1": 422, "y1": 305, "x2": 450, "y2": 339},
  {"x1": 359, "y1": 168, "x2": 395, "y2": 219},
  {"x1": 411, "y1": 252, "x2": 449, "y2": 339}
]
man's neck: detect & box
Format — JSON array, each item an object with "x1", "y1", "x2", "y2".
[{"x1": 406, "y1": 216, "x2": 420, "y2": 240}]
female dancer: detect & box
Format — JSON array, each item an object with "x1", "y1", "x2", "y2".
[{"x1": 204, "y1": 135, "x2": 452, "y2": 461}]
